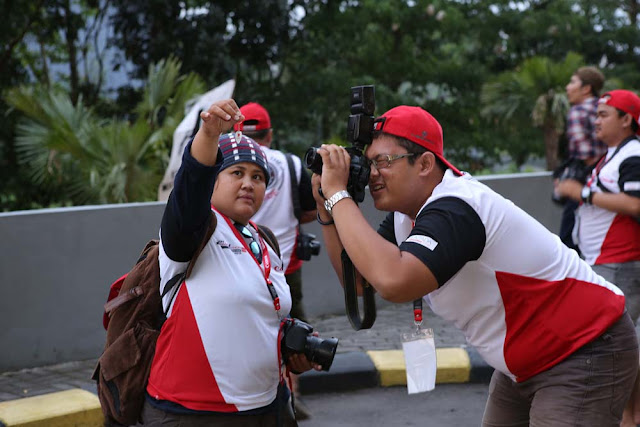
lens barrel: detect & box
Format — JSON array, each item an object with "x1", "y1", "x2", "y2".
[
  {"x1": 304, "y1": 147, "x2": 323, "y2": 175},
  {"x1": 305, "y1": 336, "x2": 339, "y2": 371}
]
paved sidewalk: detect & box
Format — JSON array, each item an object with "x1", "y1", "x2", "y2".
[
  {"x1": 0, "y1": 302, "x2": 488, "y2": 426},
  {"x1": 0, "y1": 302, "x2": 469, "y2": 403}
]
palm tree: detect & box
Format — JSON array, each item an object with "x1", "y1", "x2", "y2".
[
  {"x1": 481, "y1": 52, "x2": 584, "y2": 171},
  {"x1": 5, "y1": 57, "x2": 205, "y2": 205}
]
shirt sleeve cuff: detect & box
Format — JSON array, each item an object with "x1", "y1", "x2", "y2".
[{"x1": 182, "y1": 138, "x2": 224, "y2": 176}]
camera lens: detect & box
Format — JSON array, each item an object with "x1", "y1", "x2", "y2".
[
  {"x1": 305, "y1": 336, "x2": 339, "y2": 371},
  {"x1": 304, "y1": 147, "x2": 323, "y2": 175},
  {"x1": 310, "y1": 240, "x2": 321, "y2": 256}
]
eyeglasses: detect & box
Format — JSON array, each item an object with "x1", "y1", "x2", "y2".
[
  {"x1": 236, "y1": 224, "x2": 262, "y2": 263},
  {"x1": 367, "y1": 153, "x2": 417, "y2": 170}
]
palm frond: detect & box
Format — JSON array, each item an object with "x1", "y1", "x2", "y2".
[{"x1": 5, "y1": 57, "x2": 205, "y2": 206}]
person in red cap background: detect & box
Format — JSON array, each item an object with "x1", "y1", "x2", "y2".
[
  {"x1": 555, "y1": 89, "x2": 640, "y2": 427},
  {"x1": 313, "y1": 104, "x2": 638, "y2": 425},
  {"x1": 234, "y1": 102, "x2": 317, "y2": 420},
  {"x1": 235, "y1": 102, "x2": 316, "y2": 320},
  {"x1": 234, "y1": 102, "x2": 317, "y2": 323}
]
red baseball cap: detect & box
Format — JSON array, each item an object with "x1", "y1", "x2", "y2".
[
  {"x1": 598, "y1": 90, "x2": 640, "y2": 135},
  {"x1": 234, "y1": 102, "x2": 271, "y2": 131},
  {"x1": 373, "y1": 106, "x2": 462, "y2": 176}
]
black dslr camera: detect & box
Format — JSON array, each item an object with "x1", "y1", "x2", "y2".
[
  {"x1": 304, "y1": 85, "x2": 374, "y2": 203},
  {"x1": 296, "y1": 232, "x2": 321, "y2": 261},
  {"x1": 552, "y1": 158, "x2": 591, "y2": 205},
  {"x1": 281, "y1": 318, "x2": 338, "y2": 371}
]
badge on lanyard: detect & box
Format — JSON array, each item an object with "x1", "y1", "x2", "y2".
[
  {"x1": 235, "y1": 119, "x2": 243, "y2": 144},
  {"x1": 401, "y1": 299, "x2": 437, "y2": 394}
]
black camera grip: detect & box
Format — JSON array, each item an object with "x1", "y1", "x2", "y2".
[{"x1": 341, "y1": 250, "x2": 376, "y2": 330}]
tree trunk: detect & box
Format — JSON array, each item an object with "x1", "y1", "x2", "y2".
[
  {"x1": 543, "y1": 123, "x2": 559, "y2": 171},
  {"x1": 626, "y1": 0, "x2": 638, "y2": 25},
  {"x1": 63, "y1": 0, "x2": 79, "y2": 105}
]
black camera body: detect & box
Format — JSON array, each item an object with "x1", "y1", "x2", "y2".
[
  {"x1": 304, "y1": 85, "x2": 375, "y2": 203},
  {"x1": 552, "y1": 158, "x2": 591, "y2": 205},
  {"x1": 296, "y1": 232, "x2": 321, "y2": 261},
  {"x1": 281, "y1": 318, "x2": 338, "y2": 371}
]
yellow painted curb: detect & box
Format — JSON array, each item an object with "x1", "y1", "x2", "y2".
[
  {"x1": 436, "y1": 347, "x2": 471, "y2": 384},
  {"x1": 367, "y1": 348, "x2": 471, "y2": 387},
  {"x1": 368, "y1": 350, "x2": 406, "y2": 386},
  {"x1": 0, "y1": 389, "x2": 103, "y2": 427}
]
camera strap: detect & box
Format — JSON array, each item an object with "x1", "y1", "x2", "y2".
[
  {"x1": 285, "y1": 153, "x2": 302, "y2": 222},
  {"x1": 276, "y1": 320, "x2": 297, "y2": 424},
  {"x1": 588, "y1": 137, "x2": 632, "y2": 194},
  {"x1": 342, "y1": 250, "x2": 377, "y2": 330}
]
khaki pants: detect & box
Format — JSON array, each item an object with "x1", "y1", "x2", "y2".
[
  {"x1": 482, "y1": 312, "x2": 639, "y2": 427},
  {"x1": 593, "y1": 261, "x2": 640, "y2": 323}
]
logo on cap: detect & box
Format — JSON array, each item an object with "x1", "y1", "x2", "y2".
[
  {"x1": 598, "y1": 94, "x2": 611, "y2": 104},
  {"x1": 411, "y1": 130, "x2": 429, "y2": 142}
]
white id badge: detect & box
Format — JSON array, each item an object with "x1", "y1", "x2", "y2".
[{"x1": 401, "y1": 328, "x2": 436, "y2": 394}]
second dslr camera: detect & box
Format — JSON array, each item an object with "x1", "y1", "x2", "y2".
[
  {"x1": 552, "y1": 158, "x2": 591, "y2": 204},
  {"x1": 296, "y1": 232, "x2": 321, "y2": 261}
]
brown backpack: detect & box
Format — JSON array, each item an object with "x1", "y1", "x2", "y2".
[{"x1": 93, "y1": 213, "x2": 280, "y2": 425}]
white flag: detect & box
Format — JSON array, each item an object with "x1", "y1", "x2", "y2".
[{"x1": 157, "y1": 79, "x2": 236, "y2": 201}]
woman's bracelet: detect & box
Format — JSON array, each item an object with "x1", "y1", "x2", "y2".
[{"x1": 316, "y1": 212, "x2": 335, "y2": 226}]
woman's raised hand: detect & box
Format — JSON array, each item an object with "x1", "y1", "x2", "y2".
[{"x1": 199, "y1": 99, "x2": 244, "y2": 139}]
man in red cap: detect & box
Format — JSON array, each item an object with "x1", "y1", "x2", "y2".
[
  {"x1": 555, "y1": 89, "x2": 640, "y2": 426},
  {"x1": 313, "y1": 104, "x2": 638, "y2": 425}
]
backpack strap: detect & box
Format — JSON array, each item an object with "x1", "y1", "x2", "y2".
[
  {"x1": 285, "y1": 153, "x2": 302, "y2": 222},
  {"x1": 186, "y1": 211, "x2": 217, "y2": 278},
  {"x1": 106, "y1": 211, "x2": 218, "y2": 317},
  {"x1": 104, "y1": 242, "x2": 160, "y2": 314},
  {"x1": 257, "y1": 224, "x2": 281, "y2": 258},
  {"x1": 160, "y1": 221, "x2": 279, "y2": 317},
  {"x1": 161, "y1": 211, "x2": 218, "y2": 315}
]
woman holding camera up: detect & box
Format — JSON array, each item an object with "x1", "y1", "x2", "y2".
[{"x1": 142, "y1": 99, "x2": 319, "y2": 427}]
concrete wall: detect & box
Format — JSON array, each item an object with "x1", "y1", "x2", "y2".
[{"x1": 0, "y1": 172, "x2": 561, "y2": 372}]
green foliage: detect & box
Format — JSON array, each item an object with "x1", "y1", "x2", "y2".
[
  {"x1": 2, "y1": 0, "x2": 640, "y2": 210},
  {"x1": 481, "y1": 52, "x2": 585, "y2": 170},
  {"x1": 4, "y1": 59, "x2": 204, "y2": 205}
]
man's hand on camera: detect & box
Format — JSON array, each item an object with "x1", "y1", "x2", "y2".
[
  {"x1": 317, "y1": 144, "x2": 350, "y2": 199},
  {"x1": 554, "y1": 179, "x2": 583, "y2": 202},
  {"x1": 199, "y1": 99, "x2": 244, "y2": 140},
  {"x1": 286, "y1": 353, "x2": 323, "y2": 374},
  {"x1": 311, "y1": 173, "x2": 327, "y2": 207}
]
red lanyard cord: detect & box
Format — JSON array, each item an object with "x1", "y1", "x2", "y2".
[
  {"x1": 212, "y1": 208, "x2": 291, "y2": 406},
  {"x1": 217, "y1": 209, "x2": 281, "y2": 315},
  {"x1": 410, "y1": 219, "x2": 424, "y2": 325}
]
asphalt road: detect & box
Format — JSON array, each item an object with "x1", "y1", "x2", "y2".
[{"x1": 298, "y1": 383, "x2": 489, "y2": 427}]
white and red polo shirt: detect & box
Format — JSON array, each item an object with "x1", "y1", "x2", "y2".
[
  {"x1": 147, "y1": 209, "x2": 291, "y2": 412},
  {"x1": 379, "y1": 170, "x2": 625, "y2": 383},
  {"x1": 576, "y1": 137, "x2": 640, "y2": 265}
]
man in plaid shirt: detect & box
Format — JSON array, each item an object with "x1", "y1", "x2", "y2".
[{"x1": 559, "y1": 66, "x2": 607, "y2": 251}]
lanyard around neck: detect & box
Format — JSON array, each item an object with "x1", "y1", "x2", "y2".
[
  {"x1": 589, "y1": 136, "x2": 634, "y2": 186},
  {"x1": 216, "y1": 209, "x2": 281, "y2": 316}
]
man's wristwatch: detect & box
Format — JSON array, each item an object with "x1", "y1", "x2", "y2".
[
  {"x1": 581, "y1": 186, "x2": 593, "y2": 204},
  {"x1": 324, "y1": 190, "x2": 352, "y2": 217}
]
